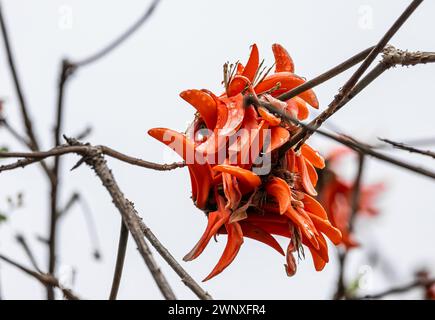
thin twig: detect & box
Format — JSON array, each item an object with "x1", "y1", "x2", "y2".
[
  {"x1": 0, "y1": 3, "x2": 41, "y2": 152},
  {"x1": 284, "y1": 0, "x2": 426, "y2": 149},
  {"x1": 0, "y1": 253, "x2": 79, "y2": 300},
  {"x1": 74, "y1": 0, "x2": 161, "y2": 68},
  {"x1": 58, "y1": 192, "x2": 102, "y2": 260},
  {"x1": 374, "y1": 137, "x2": 435, "y2": 149},
  {"x1": 379, "y1": 138, "x2": 435, "y2": 160},
  {"x1": 0, "y1": 144, "x2": 185, "y2": 173},
  {"x1": 109, "y1": 221, "x2": 129, "y2": 300},
  {"x1": 337, "y1": 0, "x2": 423, "y2": 100},
  {"x1": 356, "y1": 278, "x2": 435, "y2": 299},
  {"x1": 0, "y1": 7, "x2": 54, "y2": 181},
  {"x1": 276, "y1": 46, "x2": 375, "y2": 101},
  {"x1": 333, "y1": 250, "x2": 348, "y2": 300},
  {"x1": 333, "y1": 154, "x2": 365, "y2": 300},
  {"x1": 15, "y1": 234, "x2": 42, "y2": 273},
  {"x1": 47, "y1": 58, "x2": 76, "y2": 299},
  {"x1": 58, "y1": 192, "x2": 80, "y2": 217},
  {"x1": 64, "y1": 138, "x2": 211, "y2": 299},
  {"x1": 349, "y1": 154, "x2": 366, "y2": 232},
  {"x1": 137, "y1": 219, "x2": 213, "y2": 300},
  {"x1": 74, "y1": 126, "x2": 93, "y2": 140},
  {"x1": 0, "y1": 117, "x2": 29, "y2": 146},
  {"x1": 248, "y1": 96, "x2": 435, "y2": 181},
  {"x1": 78, "y1": 144, "x2": 178, "y2": 300}
]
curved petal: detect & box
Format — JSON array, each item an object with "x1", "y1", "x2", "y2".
[
  {"x1": 227, "y1": 44, "x2": 259, "y2": 96},
  {"x1": 195, "y1": 95, "x2": 228, "y2": 161},
  {"x1": 301, "y1": 193, "x2": 328, "y2": 220},
  {"x1": 296, "y1": 154, "x2": 318, "y2": 196},
  {"x1": 265, "y1": 177, "x2": 291, "y2": 214},
  {"x1": 148, "y1": 128, "x2": 212, "y2": 209},
  {"x1": 222, "y1": 172, "x2": 242, "y2": 211},
  {"x1": 285, "y1": 245, "x2": 297, "y2": 277},
  {"x1": 243, "y1": 44, "x2": 260, "y2": 82},
  {"x1": 228, "y1": 106, "x2": 265, "y2": 167},
  {"x1": 213, "y1": 164, "x2": 261, "y2": 193},
  {"x1": 239, "y1": 221, "x2": 284, "y2": 255},
  {"x1": 308, "y1": 246, "x2": 327, "y2": 271},
  {"x1": 258, "y1": 106, "x2": 281, "y2": 126},
  {"x1": 308, "y1": 213, "x2": 342, "y2": 245},
  {"x1": 264, "y1": 126, "x2": 290, "y2": 153},
  {"x1": 301, "y1": 144, "x2": 325, "y2": 169},
  {"x1": 183, "y1": 195, "x2": 230, "y2": 261},
  {"x1": 284, "y1": 206, "x2": 319, "y2": 250},
  {"x1": 290, "y1": 96, "x2": 309, "y2": 120},
  {"x1": 254, "y1": 72, "x2": 319, "y2": 108},
  {"x1": 203, "y1": 221, "x2": 244, "y2": 281},
  {"x1": 180, "y1": 89, "x2": 217, "y2": 129},
  {"x1": 219, "y1": 94, "x2": 245, "y2": 136},
  {"x1": 272, "y1": 43, "x2": 295, "y2": 73},
  {"x1": 305, "y1": 158, "x2": 318, "y2": 187},
  {"x1": 196, "y1": 94, "x2": 244, "y2": 161}
]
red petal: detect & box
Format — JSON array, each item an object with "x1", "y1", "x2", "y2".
[
  {"x1": 285, "y1": 244, "x2": 297, "y2": 277},
  {"x1": 183, "y1": 195, "x2": 230, "y2": 261},
  {"x1": 254, "y1": 72, "x2": 319, "y2": 108},
  {"x1": 296, "y1": 154, "x2": 318, "y2": 196},
  {"x1": 272, "y1": 43, "x2": 295, "y2": 73},
  {"x1": 265, "y1": 177, "x2": 291, "y2": 214},
  {"x1": 284, "y1": 206, "x2": 319, "y2": 250},
  {"x1": 301, "y1": 193, "x2": 328, "y2": 220},
  {"x1": 222, "y1": 172, "x2": 242, "y2": 211},
  {"x1": 180, "y1": 89, "x2": 217, "y2": 129},
  {"x1": 308, "y1": 213, "x2": 342, "y2": 245},
  {"x1": 203, "y1": 222, "x2": 244, "y2": 281},
  {"x1": 239, "y1": 221, "x2": 284, "y2": 255},
  {"x1": 258, "y1": 106, "x2": 281, "y2": 126},
  {"x1": 301, "y1": 144, "x2": 325, "y2": 169},
  {"x1": 227, "y1": 44, "x2": 259, "y2": 96},
  {"x1": 264, "y1": 126, "x2": 290, "y2": 153},
  {"x1": 148, "y1": 128, "x2": 212, "y2": 209},
  {"x1": 213, "y1": 164, "x2": 261, "y2": 194}
]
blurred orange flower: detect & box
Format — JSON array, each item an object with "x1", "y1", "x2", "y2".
[{"x1": 319, "y1": 148, "x2": 384, "y2": 248}]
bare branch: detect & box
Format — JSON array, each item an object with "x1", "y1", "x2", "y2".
[
  {"x1": 0, "y1": 253, "x2": 79, "y2": 300},
  {"x1": 0, "y1": 144, "x2": 185, "y2": 173},
  {"x1": 109, "y1": 221, "x2": 128, "y2": 300},
  {"x1": 333, "y1": 154, "x2": 365, "y2": 300},
  {"x1": 336, "y1": 0, "x2": 423, "y2": 100},
  {"x1": 63, "y1": 138, "x2": 210, "y2": 299},
  {"x1": 283, "y1": 0, "x2": 428, "y2": 149},
  {"x1": 0, "y1": 117, "x2": 29, "y2": 146},
  {"x1": 277, "y1": 46, "x2": 375, "y2": 101},
  {"x1": 15, "y1": 234, "x2": 42, "y2": 273},
  {"x1": 379, "y1": 138, "x2": 435, "y2": 160},
  {"x1": 356, "y1": 278, "x2": 435, "y2": 299},
  {"x1": 287, "y1": 46, "x2": 435, "y2": 151},
  {"x1": 76, "y1": 143, "x2": 178, "y2": 300},
  {"x1": 74, "y1": 0, "x2": 161, "y2": 68},
  {"x1": 349, "y1": 154, "x2": 366, "y2": 232},
  {"x1": 137, "y1": 219, "x2": 213, "y2": 300},
  {"x1": 0, "y1": 3, "x2": 41, "y2": 152},
  {"x1": 58, "y1": 192, "x2": 102, "y2": 260},
  {"x1": 248, "y1": 96, "x2": 435, "y2": 181}
]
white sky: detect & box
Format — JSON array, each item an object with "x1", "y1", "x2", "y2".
[{"x1": 0, "y1": 0, "x2": 434, "y2": 299}]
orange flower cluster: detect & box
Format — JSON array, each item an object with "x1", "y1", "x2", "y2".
[{"x1": 149, "y1": 44, "x2": 342, "y2": 281}]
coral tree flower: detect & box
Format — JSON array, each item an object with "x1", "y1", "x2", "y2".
[
  {"x1": 148, "y1": 43, "x2": 342, "y2": 281},
  {"x1": 318, "y1": 148, "x2": 384, "y2": 248}
]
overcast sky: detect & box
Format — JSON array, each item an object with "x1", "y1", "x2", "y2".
[{"x1": 0, "y1": 0, "x2": 434, "y2": 299}]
